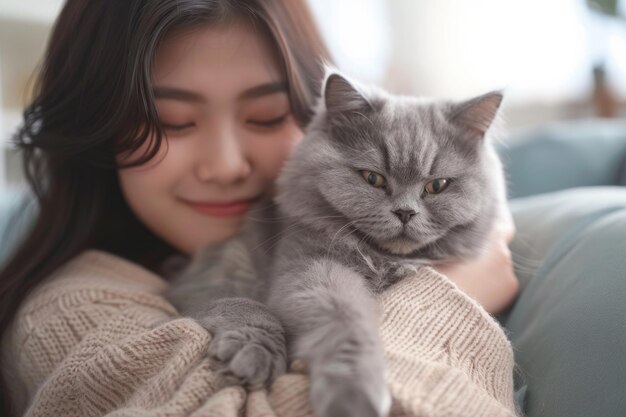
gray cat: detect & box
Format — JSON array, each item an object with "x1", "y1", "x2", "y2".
[{"x1": 166, "y1": 70, "x2": 507, "y2": 417}]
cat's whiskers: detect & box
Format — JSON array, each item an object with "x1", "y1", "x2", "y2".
[
  {"x1": 354, "y1": 233, "x2": 378, "y2": 275},
  {"x1": 509, "y1": 249, "x2": 543, "y2": 274},
  {"x1": 325, "y1": 220, "x2": 359, "y2": 258},
  {"x1": 246, "y1": 212, "x2": 341, "y2": 224},
  {"x1": 354, "y1": 111, "x2": 374, "y2": 127},
  {"x1": 355, "y1": 227, "x2": 378, "y2": 255},
  {"x1": 510, "y1": 259, "x2": 540, "y2": 275},
  {"x1": 422, "y1": 237, "x2": 445, "y2": 260},
  {"x1": 254, "y1": 215, "x2": 347, "y2": 254},
  {"x1": 255, "y1": 223, "x2": 329, "y2": 254}
]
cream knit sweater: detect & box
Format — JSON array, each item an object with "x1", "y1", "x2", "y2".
[{"x1": 2, "y1": 250, "x2": 517, "y2": 417}]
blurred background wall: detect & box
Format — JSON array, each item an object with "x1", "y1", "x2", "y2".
[{"x1": 1, "y1": 0, "x2": 625, "y2": 190}]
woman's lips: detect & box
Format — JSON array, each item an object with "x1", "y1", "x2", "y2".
[{"x1": 182, "y1": 198, "x2": 255, "y2": 218}]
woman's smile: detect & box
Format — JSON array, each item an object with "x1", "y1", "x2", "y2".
[{"x1": 181, "y1": 196, "x2": 259, "y2": 218}]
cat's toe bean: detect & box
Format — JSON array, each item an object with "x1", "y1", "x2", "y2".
[
  {"x1": 209, "y1": 326, "x2": 287, "y2": 387},
  {"x1": 311, "y1": 369, "x2": 390, "y2": 417},
  {"x1": 210, "y1": 330, "x2": 245, "y2": 361},
  {"x1": 230, "y1": 344, "x2": 272, "y2": 386},
  {"x1": 318, "y1": 385, "x2": 390, "y2": 417}
]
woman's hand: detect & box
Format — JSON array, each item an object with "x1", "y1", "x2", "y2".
[{"x1": 434, "y1": 209, "x2": 519, "y2": 315}]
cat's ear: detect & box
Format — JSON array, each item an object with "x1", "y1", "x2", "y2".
[
  {"x1": 449, "y1": 91, "x2": 503, "y2": 140},
  {"x1": 323, "y1": 71, "x2": 372, "y2": 119}
]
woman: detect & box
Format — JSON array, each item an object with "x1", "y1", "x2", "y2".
[{"x1": 0, "y1": 1, "x2": 518, "y2": 416}]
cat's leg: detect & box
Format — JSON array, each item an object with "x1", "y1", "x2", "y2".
[
  {"x1": 270, "y1": 258, "x2": 391, "y2": 417},
  {"x1": 195, "y1": 297, "x2": 287, "y2": 388},
  {"x1": 165, "y1": 239, "x2": 287, "y2": 386}
]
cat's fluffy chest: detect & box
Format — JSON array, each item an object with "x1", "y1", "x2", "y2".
[
  {"x1": 274, "y1": 223, "x2": 427, "y2": 292},
  {"x1": 348, "y1": 246, "x2": 428, "y2": 293}
]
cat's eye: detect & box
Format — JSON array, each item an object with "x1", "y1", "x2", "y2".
[
  {"x1": 424, "y1": 178, "x2": 450, "y2": 194},
  {"x1": 360, "y1": 170, "x2": 386, "y2": 188}
]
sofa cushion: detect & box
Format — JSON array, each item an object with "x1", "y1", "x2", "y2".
[{"x1": 503, "y1": 186, "x2": 626, "y2": 417}]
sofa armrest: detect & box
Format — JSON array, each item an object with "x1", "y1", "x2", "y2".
[{"x1": 498, "y1": 119, "x2": 626, "y2": 199}]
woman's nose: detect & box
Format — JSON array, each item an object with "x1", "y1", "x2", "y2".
[{"x1": 194, "y1": 126, "x2": 251, "y2": 184}]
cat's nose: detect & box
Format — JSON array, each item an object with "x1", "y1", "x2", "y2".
[{"x1": 392, "y1": 209, "x2": 417, "y2": 224}]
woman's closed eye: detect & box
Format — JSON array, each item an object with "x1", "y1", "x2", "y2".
[
  {"x1": 162, "y1": 122, "x2": 195, "y2": 133},
  {"x1": 246, "y1": 113, "x2": 290, "y2": 129}
]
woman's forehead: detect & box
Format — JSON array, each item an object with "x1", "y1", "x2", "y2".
[{"x1": 152, "y1": 23, "x2": 285, "y2": 97}]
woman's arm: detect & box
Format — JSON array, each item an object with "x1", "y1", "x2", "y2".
[{"x1": 434, "y1": 209, "x2": 519, "y2": 315}]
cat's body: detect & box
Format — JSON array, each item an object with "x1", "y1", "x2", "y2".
[{"x1": 167, "y1": 70, "x2": 507, "y2": 417}]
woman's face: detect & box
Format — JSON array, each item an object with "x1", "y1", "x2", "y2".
[{"x1": 118, "y1": 23, "x2": 303, "y2": 255}]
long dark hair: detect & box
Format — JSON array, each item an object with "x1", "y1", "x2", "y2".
[{"x1": 0, "y1": 0, "x2": 330, "y2": 414}]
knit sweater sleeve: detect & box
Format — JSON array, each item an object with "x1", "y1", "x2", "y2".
[
  {"x1": 5, "y1": 250, "x2": 241, "y2": 417},
  {"x1": 4, "y1": 250, "x2": 517, "y2": 417}
]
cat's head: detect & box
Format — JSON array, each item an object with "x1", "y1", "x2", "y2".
[{"x1": 276, "y1": 70, "x2": 506, "y2": 260}]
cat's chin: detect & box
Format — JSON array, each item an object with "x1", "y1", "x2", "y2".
[{"x1": 376, "y1": 237, "x2": 422, "y2": 256}]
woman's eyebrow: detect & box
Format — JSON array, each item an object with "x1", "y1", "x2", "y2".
[
  {"x1": 154, "y1": 87, "x2": 204, "y2": 103},
  {"x1": 153, "y1": 81, "x2": 288, "y2": 103},
  {"x1": 239, "y1": 81, "x2": 288, "y2": 100}
]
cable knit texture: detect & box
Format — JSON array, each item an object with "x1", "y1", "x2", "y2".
[{"x1": 2, "y1": 250, "x2": 517, "y2": 416}]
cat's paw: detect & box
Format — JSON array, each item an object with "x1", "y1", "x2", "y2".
[
  {"x1": 310, "y1": 366, "x2": 391, "y2": 417},
  {"x1": 210, "y1": 325, "x2": 287, "y2": 388}
]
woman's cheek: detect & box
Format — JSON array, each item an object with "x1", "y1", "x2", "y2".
[
  {"x1": 256, "y1": 124, "x2": 303, "y2": 181},
  {"x1": 117, "y1": 136, "x2": 194, "y2": 200},
  {"x1": 280, "y1": 126, "x2": 302, "y2": 155}
]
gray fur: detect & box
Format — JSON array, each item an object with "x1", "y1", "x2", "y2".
[
  {"x1": 166, "y1": 201, "x2": 287, "y2": 388},
  {"x1": 167, "y1": 69, "x2": 507, "y2": 417}
]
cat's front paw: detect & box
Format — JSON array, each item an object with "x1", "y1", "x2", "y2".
[
  {"x1": 209, "y1": 325, "x2": 287, "y2": 388},
  {"x1": 310, "y1": 366, "x2": 391, "y2": 417}
]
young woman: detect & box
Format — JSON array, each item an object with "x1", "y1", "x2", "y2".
[{"x1": 0, "y1": 1, "x2": 519, "y2": 416}]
